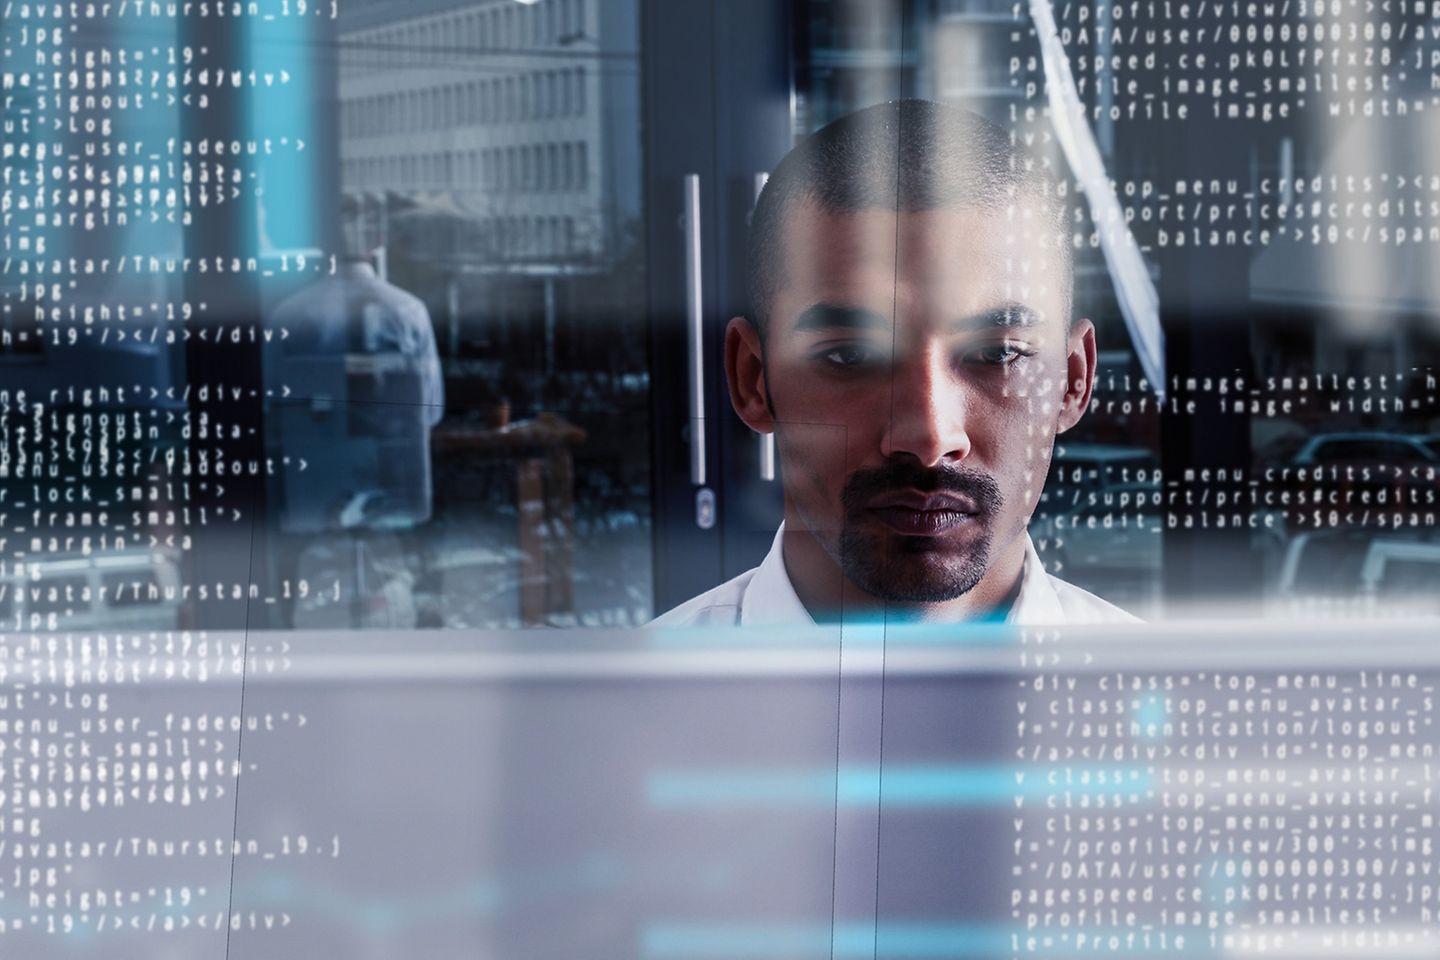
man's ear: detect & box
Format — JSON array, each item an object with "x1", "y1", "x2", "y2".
[
  {"x1": 724, "y1": 315, "x2": 774, "y2": 433},
  {"x1": 1056, "y1": 317, "x2": 1097, "y2": 434}
]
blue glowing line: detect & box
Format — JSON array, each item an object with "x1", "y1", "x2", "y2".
[
  {"x1": 643, "y1": 923, "x2": 1215, "y2": 958},
  {"x1": 650, "y1": 622, "x2": 1016, "y2": 649},
  {"x1": 644, "y1": 922, "x2": 1008, "y2": 958},
  {"x1": 648, "y1": 765, "x2": 1152, "y2": 809}
]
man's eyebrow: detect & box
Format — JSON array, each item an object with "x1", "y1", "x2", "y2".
[
  {"x1": 948, "y1": 302, "x2": 1042, "y2": 333},
  {"x1": 791, "y1": 302, "x2": 890, "y2": 333}
]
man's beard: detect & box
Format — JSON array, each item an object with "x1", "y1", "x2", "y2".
[{"x1": 833, "y1": 461, "x2": 1005, "y2": 603}]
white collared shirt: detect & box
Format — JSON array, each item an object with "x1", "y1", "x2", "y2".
[{"x1": 651, "y1": 521, "x2": 1139, "y2": 626}]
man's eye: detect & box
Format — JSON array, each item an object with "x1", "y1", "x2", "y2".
[
  {"x1": 964, "y1": 342, "x2": 1036, "y2": 366},
  {"x1": 818, "y1": 345, "x2": 883, "y2": 368}
]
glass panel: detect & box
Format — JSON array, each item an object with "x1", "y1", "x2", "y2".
[{"x1": 782, "y1": 3, "x2": 1440, "y2": 959}]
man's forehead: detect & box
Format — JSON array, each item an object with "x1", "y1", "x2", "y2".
[{"x1": 773, "y1": 201, "x2": 1067, "y2": 330}]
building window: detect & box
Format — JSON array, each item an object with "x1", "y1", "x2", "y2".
[{"x1": 576, "y1": 142, "x2": 588, "y2": 189}]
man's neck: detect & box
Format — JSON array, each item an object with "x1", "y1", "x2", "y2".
[{"x1": 779, "y1": 519, "x2": 1029, "y2": 624}]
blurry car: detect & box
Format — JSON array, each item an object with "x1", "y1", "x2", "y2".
[
  {"x1": 1359, "y1": 538, "x2": 1440, "y2": 608},
  {"x1": 291, "y1": 533, "x2": 420, "y2": 629},
  {"x1": 1274, "y1": 528, "x2": 1440, "y2": 615},
  {"x1": 0, "y1": 550, "x2": 184, "y2": 631},
  {"x1": 1271, "y1": 431, "x2": 1438, "y2": 531},
  {"x1": 1043, "y1": 443, "x2": 1157, "y2": 508},
  {"x1": 1031, "y1": 482, "x2": 1162, "y2": 576},
  {"x1": 1289, "y1": 431, "x2": 1438, "y2": 466}
]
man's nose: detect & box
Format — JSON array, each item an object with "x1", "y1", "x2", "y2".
[{"x1": 879, "y1": 348, "x2": 972, "y2": 465}]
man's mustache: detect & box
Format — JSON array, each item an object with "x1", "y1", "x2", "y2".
[{"x1": 842, "y1": 461, "x2": 1004, "y2": 517}]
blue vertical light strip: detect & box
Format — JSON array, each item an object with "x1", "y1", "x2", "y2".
[
  {"x1": 247, "y1": 0, "x2": 318, "y2": 255},
  {"x1": 121, "y1": 15, "x2": 184, "y2": 264}
]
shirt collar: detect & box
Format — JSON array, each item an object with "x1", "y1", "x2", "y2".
[
  {"x1": 740, "y1": 522, "x2": 1061, "y2": 626},
  {"x1": 738, "y1": 521, "x2": 814, "y2": 626},
  {"x1": 1006, "y1": 533, "x2": 1066, "y2": 625}
]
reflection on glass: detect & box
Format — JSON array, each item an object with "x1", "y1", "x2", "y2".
[{"x1": 330, "y1": 0, "x2": 650, "y2": 628}]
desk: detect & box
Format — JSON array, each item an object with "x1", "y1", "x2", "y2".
[{"x1": 433, "y1": 413, "x2": 587, "y2": 625}]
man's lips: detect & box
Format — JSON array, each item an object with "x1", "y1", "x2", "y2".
[
  {"x1": 866, "y1": 490, "x2": 979, "y2": 513},
  {"x1": 864, "y1": 490, "x2": 981, "y2": 536}
]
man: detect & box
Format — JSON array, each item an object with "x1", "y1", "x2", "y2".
[{"x1": 654, "y1": 100, "x2": 1137, "y2": 626}]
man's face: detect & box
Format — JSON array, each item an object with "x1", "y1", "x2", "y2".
[{"x1": 736, "y1": 200, "x2": 1090, "y2": 607}]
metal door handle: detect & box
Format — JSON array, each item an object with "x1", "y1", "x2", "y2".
[
  {"x1": 683, "y1": 173, "x2": 706, "y2": 486},
  {"x1": 753, "y1": 171, "x2": 776, "y2": 482}
]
